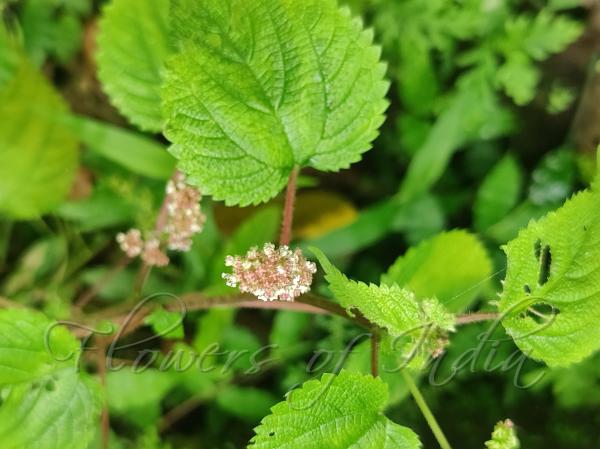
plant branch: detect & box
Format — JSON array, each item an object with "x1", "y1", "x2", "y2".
[
  {"x1": 401, "y1": 370, "x2": 453, "y2": 449},
  {"x1": 279, "y1": 167, "x2": 300, "y2": 246},
  {"x1": 371, "y1": 331, "x2": 380, "y2": 377},
  {"x1": 132, "y1": 170, "x2": 180, "y2": 298},
  {"x1": 455, "y1": 312, "x2": 500, "y2": 326},
  {"x1": 73, "y1": 289, "x2": 499, "y2": 340},
  {"x1": 96, "y1": 339, "x2": 110, "y2": 449}
]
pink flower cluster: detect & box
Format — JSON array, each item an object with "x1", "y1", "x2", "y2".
[
  {"x1": 222, "y1": 243, "x2": 317, "y2": 301},
  {"x1": 164, "y1": 172, "x2": 206, "y2": 252},
  {"x1": 116, "y1": 173, "x2": 205, "y2": 267}
]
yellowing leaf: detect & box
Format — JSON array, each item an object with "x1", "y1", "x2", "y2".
[
  {"x1": 293, "y1": 191, "x2": 358, "y2": 239},
  {"x1": 0, "y1": 60, "x2": 78, "y2": 219}
]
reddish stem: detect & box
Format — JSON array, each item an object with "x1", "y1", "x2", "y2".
[
  {"x1": 279, "y1": 167, "x2": 300, "y2": 246},
  {"x1": 371, "y1": 331, "x2": 380, "y2": 377}
]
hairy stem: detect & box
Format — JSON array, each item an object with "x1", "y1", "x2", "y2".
[
  {"x1": 279, "y1": 167, "x2": 300, "y2": 246},
  {"x1": 401, "y1": 370, "x2": 453, "y2": 449},
  {"x1": 74, "y1": 291, "x2": 498, "y2": 340},
  {"x1": 455, "y1": 312, "x2": 500, "y2": 326}
]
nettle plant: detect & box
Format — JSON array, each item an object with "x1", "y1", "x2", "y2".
[{"x1": 0, "y1": 0, "x2": 598, "y2": 448}]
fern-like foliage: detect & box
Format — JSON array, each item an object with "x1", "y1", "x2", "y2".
[
  {"x1": 248, "y1": 371, "x2": 421, "y2": 449},
  {"x1": 163, "y1": 0, "x2": 389, "y2": 206}
]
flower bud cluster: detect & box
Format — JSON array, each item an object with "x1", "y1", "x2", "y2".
[
  {"x1": 222, "y1": 243, "x2": 317, "y2": 301},
  {"x1": 116, "y1": 173, "x2": 205, "y2": 267}
]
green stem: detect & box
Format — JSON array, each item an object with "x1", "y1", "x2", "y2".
[{"x1": 401, "y1": 370, "x2": 453, "y2": 449}]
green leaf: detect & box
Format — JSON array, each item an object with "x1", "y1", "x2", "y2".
[
  {"x1": 60, "y1": 115, "x2": 176, "y2": 179},
  {"x1": 270, "y1": 311, "x2": 311, "y2": 360},
  {"x1": 0, "y1": 368, "x2": 102, "y2": 449},
  {"x1": 301, "y1": 194, "x2": 444, "y2": 258},
  {"x1": 0, "y1": 59, "x2": 78, "y2": 219},
  {"x1": 164, "y1": 0, "x2": 389, "y2": 206},
  {"x1": 474, "y1": 155, "x2": 523, "y2": 231},
  {"x1": 144, "y1": 306, "x2": 185, "y2": 339},
  {"x1": 398, "y1": 72, "x2": 513, "y2": 202},
  {"x1": 499, "y1": 184, "x2": 600, "y2": 367},
  {"x1": 19, "y1": 0, "x2": 88, "y2": 65},
  {"x1": 0, "y1": 308, "x2": 100, "y2": 449},
  {"x1": 485, "y1": 420, "x2": 520, "y2": 449},
  {"x1": 248, "y1": 371, "x2": 421, "y2": 449},
  {"x1": 0, "y1": 26, "x2": 21, "y2": 85},
  {"x1": 97, "y1": 0, "x2": 173, "y2": 132},
  {"x1": 496, "y1": 54, "x2": 539, "y2": 106},
  {"x1": 511, "y1": 11, "x2": 582, "y2": 61},
  {"x1": 311, "y1": 247, "x2": 455, "y2": 337},
  {"x1": 382, "y1": 231, "x2": 492, "y2": 312},
  {"x1": 217, "y1": 386, "x2": 278, "y2": 422},
  {"x1": 106, "y1": 367, "x2": 174, "y2": 428},
  {"x1": 528, "y1": 149, "x2": 576, "y2": 207},
  {"x1": 343, "y1": 336, "x2": 413, "y2": 406},
  {"x1": 0, "y1": 308, "x2": 80, "y2": 385}
]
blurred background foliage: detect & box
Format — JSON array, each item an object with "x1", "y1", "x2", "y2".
[{"x1": 1, "y1": 0, "x2": 599, "y2": 448}]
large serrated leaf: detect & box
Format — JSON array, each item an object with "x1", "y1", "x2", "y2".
[
  {"x1": 382, "y1": 230, "x2": 492, "y2": 312},
  {"x1": 311, "y1": 247, "x2": 455, "y2": 338},
  {"x1": 0, "y1": 59, "x2": 78, "y2": 219},
  {"x1": 0, "y1": 368, "x2": 102, "y2": 449},
  {"x1": 0, "y1": 308, "x2": 101, "y2": 449},
  {"x1": 248, "y1": 371, "x2": 421, "y2": 449},
  {"x1": 499, "y1": 185, "x2": 600, "y2": 367},
  {"x1": 163, "y1": 0, "x2": 389, "y2": 206},
  {"x1": 97, "y1": 0, "x2": 173, "y2": 132}
]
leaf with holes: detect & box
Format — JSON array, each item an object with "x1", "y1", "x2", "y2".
[
  {"x1": 248, "y1": 370, "x2": 421, "y2": 449},
  {"x1": 163, "y1": 0, "x2": 389, "y2": 206},
  {"x1": 0, "y1": 368, "x2": 102, "y2": 449},
  {"x1": 97, "y1": 0, "x2": 173, "y2": 132},
  {"x1": 0, "y1": 308, "x2": 101, "y2": 449},
  {"x1": 499, "y1": 184, "x2": 600, "y2": 367}
]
